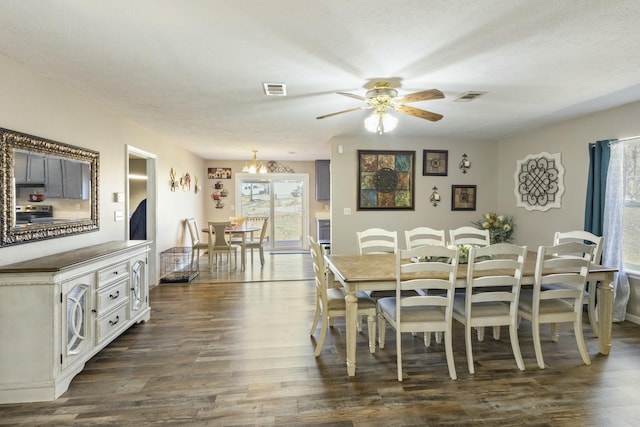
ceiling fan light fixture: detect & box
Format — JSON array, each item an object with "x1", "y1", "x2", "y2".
[{"x1": 364, "y1": 111, "x2": 397, "y2": 134}]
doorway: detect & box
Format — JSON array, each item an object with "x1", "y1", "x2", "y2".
[
  {"x1": 235, "y1": 173, "x2": 309, "y2": 250},
  {"x1": 126, "y1": 146, "x2": 158, "y2": 284}
]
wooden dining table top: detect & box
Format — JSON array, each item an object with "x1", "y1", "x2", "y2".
[
  {"x1": 325, "y1": 251, "x2": 618, "y2": 284},
  {"x1": 202, "y1": 225, "x2": 260, "y2": 233}
]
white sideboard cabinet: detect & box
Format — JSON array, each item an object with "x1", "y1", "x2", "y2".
[{"x1": 0, "y1": 240, "x2": 151, "y2": 404}]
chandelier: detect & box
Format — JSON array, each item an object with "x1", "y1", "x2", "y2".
[{"x1": 242, "y1": 150, "x2": 267, "y2": 174}]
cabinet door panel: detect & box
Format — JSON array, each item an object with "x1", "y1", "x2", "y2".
[
  {"x1": 315, "y1": 160, "x2": 330, "y2": 201},
  {"x1": 44, "y1": 158, "x2": 64, "y2": 198},
  {"x1": 62, "y1": 276, "x2": 94, "y2": 370}
]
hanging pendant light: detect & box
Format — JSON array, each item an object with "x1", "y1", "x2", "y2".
[
  {"x1": 364, "y1": 111, "x2": 398, "y2": 134},
  {"x1": 242, "y1": 150, "x2": 268, "y2": 174}
]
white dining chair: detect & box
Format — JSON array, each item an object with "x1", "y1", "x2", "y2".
[
  {"x1": 377, "y1": 244, "x2": 460, "y2": 381},
  {"x1": 452, "y1": 243, "x2": 528, "y2": 373},
  {"x1": 186, "y1": 218, "x2": 208, "y2": 269},
  {"x1": 207, "y1": 221, "x2": 240, "y2": 272},
  {"x1": 308, "y1": 236, "x2": 377, "y2": 356},
  {"x1": 404, "y1": 227, "x2": 446, "y2": 249},
  {"x1": 548, "y1": 230, "x2": 604, "y2": 338},
  {"x1": 356, "y1": 228, "x2": 398, "y2": 254},
  {"x1": 449, "y1": 226, "x2": 491, "y2": 247},
  {"x1": 404, "y1": 226, "x2": 447, "y2": 346},
  {"x1": 518, "y1": 242, "x2": 594, "y2": 369},
  {"x1": 245, "y1": 217, "x2": 269, "y2": 266}
]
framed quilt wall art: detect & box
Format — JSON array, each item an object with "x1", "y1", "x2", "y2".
[{"x1": 357, "y1": 150, "x2": 415, "y2": 210}]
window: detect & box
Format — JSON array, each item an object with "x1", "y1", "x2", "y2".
[{"x1": 623, "y1": 141, "x2": 640, "y2": 269}]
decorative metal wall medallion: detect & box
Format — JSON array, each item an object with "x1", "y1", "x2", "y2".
[{"x1": 514, "y1": 152, "x2": 565, "y2": 211}]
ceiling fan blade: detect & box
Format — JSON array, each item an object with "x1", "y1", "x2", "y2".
[
  {"x1": 396, "y1": 105, "x2": 443, "y2": 122},
  {"x1": 398, "y1": 89, "x2": 444, "y2": 104},
  {"x1": 337, "y1": 91, "x2": 367, "y2": 102},
  {"x1": 316, "y1": 106, "x2": 370, "y2": 120}
]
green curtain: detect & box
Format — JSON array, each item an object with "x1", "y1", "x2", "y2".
[{"x1": 584, "y1": 140, "x2": 612, "y2": 235}]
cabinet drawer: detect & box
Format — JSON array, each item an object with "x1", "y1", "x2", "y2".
[
  {"x1": 97, "y1": 279, "x2": 129, "y2": 314},
  {"x1": 97, "y1": 262, "x2": 129, "y2": 287},
  {"x1": 96, "y1": 303, "x2": 129, "y2": 344}
]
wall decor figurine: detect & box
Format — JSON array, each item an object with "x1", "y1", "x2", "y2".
[
  {"x1": 170, "y1": 167, "x2": 177, "y2": 191},
  {"x1": 514, "y1": 152, "x2": 565, "y2": 211}
]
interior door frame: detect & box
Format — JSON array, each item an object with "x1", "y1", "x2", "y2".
[{"x1": 125, "y1": 145, "x2": 158, "y2": 285}]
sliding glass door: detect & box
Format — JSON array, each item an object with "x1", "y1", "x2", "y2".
[{"x1": 235, "y1": 173, "x2": 309, "y2": 250}]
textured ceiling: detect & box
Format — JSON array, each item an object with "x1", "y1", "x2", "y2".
[{"x1": 0, "y1": 0, "x2": 639, "y2": 161}]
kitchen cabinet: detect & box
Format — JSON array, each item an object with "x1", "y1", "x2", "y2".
[
  {"x1": 315, "y1": 160, "x2": 330, "y2": 201},
  {"x1": 44, "y1": 158, "x2": 90, "y2": 199},
  {"x1": 0, "y1": 241, "x2": 151, "y2": 404},
  {"x1": 14, "y1": 151, "x2": 45, "y2": 185}
]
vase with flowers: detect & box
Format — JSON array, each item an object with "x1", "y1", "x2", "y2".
[{"x1": 471, "y1": 212, "x2": 515, "y2": 244}]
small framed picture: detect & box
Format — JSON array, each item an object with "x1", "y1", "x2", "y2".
[
  {"x1": 208, "y1": 167, "x2": 232, "y2": 179},
  {"x1": 451, "y1": 185, "x2": 477, "y2": 211},
  {"x1": 423, "y1": 150, "x2": 448, "y2": 176}
]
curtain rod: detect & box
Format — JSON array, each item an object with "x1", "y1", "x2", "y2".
[{"x1": 615, "y1": 135, "x2": 640, "y2": 143}]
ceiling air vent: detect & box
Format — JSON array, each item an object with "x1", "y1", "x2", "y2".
[
  {"x1": 454, "y1": 91, "x2": 487, "y2": 102},
  {"x1": 263, "y1": 82, "x2": 287, "y2": 96}
]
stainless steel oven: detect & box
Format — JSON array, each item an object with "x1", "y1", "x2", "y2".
[{"x1": 15, "y1": 205, "x2": 54, "y2": 224}]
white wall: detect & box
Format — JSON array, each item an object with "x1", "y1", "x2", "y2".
[
  {"x1": 329, "y1": 134, "x2": 497, "y2": 254},
  {"x1": 0, "y1": 53, "x2": 205, "y2": 283},
  {"x1": 496, "y1": 100, "x2": 640, "y2": 320}
]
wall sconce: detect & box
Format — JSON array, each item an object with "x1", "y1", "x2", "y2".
[
  {"x1": 459, "y1": 153, "x2": 471, "y2": 174},
  {"x1": 429, "y1": 186, "x2": 441, "y2": 207}
]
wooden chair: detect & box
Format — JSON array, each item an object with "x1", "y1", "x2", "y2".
[
  {"x1": 404, "y1": 227, "x2": 446, "y2": 249},
  {"x1": 207, "y1": 221, "x2": 240, "y2": 272},
  {"x1": 452, "y1": 243, "x2": 528, "y2": 373},
  {"x1": 308, "y1": 236, "x2": 377, "y2": 357},
  {"x1": 518, "y1": 242, "x2": 594, "y2": 369},
  {"x1": 550, "y1": 230, "x2": 604, "y2": 338},
  {"x1": 377, "y1": 244, "x2": 460, "y2": 381},
  {"x1": 356, "y1": 228, "x2": 398, "y2": 254},
  {"x1": 186, "y1": 218, "x2": 208, "y2": 269},
  {"x1": 246, "y1": 217, "x2": 269, "y2": 265},
  {"x1": 449, "y1": 226, "x2": 490, "y2": 246},
  {"x1": 229, "y1": 216, "x2": 247, "y2": 227}
]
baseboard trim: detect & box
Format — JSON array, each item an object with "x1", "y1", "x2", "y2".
[{"x1": 625, "y1": 312, "x2": 640, "y2": 325}]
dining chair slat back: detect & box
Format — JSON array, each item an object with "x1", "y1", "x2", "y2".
[
  {"x1": 357, "y1": 228, "x2": 398, "y2": 254},
  {"x1": 449, "y1": 226, "x2": 490, "y2": 246},
  {"x1": 404, "y1": 227, "x2": 446, "y2": 249}
]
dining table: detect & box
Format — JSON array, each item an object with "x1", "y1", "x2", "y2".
[
  {"x1": 203, "y1": 225, "x2": 260, "y2": 271},
  {"x1": 324, "y1": 251, "x2": 619, "y2": 377}
]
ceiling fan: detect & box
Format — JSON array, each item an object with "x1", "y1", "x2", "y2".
[{"x1": 316, "y1": 82, "x2": 444, "y2": 133}]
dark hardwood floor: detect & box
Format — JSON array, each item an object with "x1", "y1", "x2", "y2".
[{"x1": 2, "y1": 252, "x2": 640, "y2": 426}]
